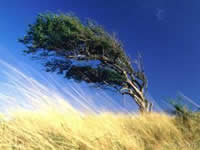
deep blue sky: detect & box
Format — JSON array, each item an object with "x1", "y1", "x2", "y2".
[{"x1": 0, "y1": 0, "x2": 200, "y2": 110}]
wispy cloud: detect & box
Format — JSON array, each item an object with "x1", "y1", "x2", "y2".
[{"x1": 155, "y1": 8, "x2": 165, "y2": 21}]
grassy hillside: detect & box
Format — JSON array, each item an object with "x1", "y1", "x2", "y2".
[
  {"x1": 0, "y1": 60, "x2": 199, "y2": 150},
  {"x1": 0, "y1": 109, "x2": 199, "y2": 150}
]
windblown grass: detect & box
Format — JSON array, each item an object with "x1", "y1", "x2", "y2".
[
  {"x1": 0, "y1": 109, "x2": 199, "y2": 150},
  {"x1": 0, "y1": 60, "x2": 199, "y2": 150}
]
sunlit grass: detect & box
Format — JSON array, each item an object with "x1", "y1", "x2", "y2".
[
  {"x1": 0, "y1": 60, "x2": 199, "y2": 150},
  {"x1": 0, "y1": 109, "x2": 200, "y2": 150}
]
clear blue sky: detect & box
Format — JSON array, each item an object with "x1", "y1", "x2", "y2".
[{"x1": 0, "y1": 0, "x2": 200, "y2": 110}]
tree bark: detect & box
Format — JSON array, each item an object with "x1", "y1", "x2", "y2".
[{"x1": 125, "y1": 92, "x2": 153, "y2": 113}]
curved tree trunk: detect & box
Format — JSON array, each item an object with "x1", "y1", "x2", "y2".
[
  {"x1": 123, "y1": 79, "x2": 153, "y2": 113},
  {"x1": 129, "y1": 93, "x2": 153, "y2": 113},
  {"x1": 121, "y1": 83, "x2": 153, "y2": 113},
  {"x1": 140, "y1": 100, "x2": 153, "y2": 113}
]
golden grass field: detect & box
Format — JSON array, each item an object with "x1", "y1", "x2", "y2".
[
  {"x1": 0, "y1": 60, "x2": 200, "y2": 150},
  {"x1": 0, "y1": 108, "x2": 199, "y2": 150}
]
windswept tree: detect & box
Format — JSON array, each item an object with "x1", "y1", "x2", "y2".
[{"x1": 19, "y1": 12, "x2": 153, "y2": 113}]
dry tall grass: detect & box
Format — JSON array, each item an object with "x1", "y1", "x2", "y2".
[
  {"x1": 0, "y1": 60, "x2": 199, "y2": 150},
  {"x1": 0, "y1": 109, "x2": 200, "y2": 150}
]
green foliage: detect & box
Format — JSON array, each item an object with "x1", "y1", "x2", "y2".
[
  {"x1": 167, "y1": 96, "x2": 200, "y2": 149},
  {"x1": 19, "y1": 12, "x2": 135, "y2": 90},
  {"x1": 66, "y1": 66, "x2": 126, "y2": 86},
  {"x1": 19, "y1": 12, "x2": 152, "y2": 113},
  {"x1": 170, "y1": 100, "x2": 190, "y2": 116},
  {"x1": 19, "y1": 12, "x2": 130, "y2": 69},
  {"x1": 169, "y1": 95, "x2": 200, "y2": 132}
]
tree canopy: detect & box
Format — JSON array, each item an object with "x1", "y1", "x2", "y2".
[{"x1": 19, "y1": 12, "x2": 152, "y2": 112}]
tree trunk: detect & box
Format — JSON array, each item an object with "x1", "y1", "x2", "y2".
[
  {"x1": 129, "y1": 93, "x2": 153, "y2": 113},
  {"x1": 139, "y1": 100, "x2": 153, "y2": 113},
  {"x1": 122, "y1": 79, "x2": 153, "y2": 113},
  {"x1": 122, "y1": 74, "x2": 153, "y2": 113}
]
